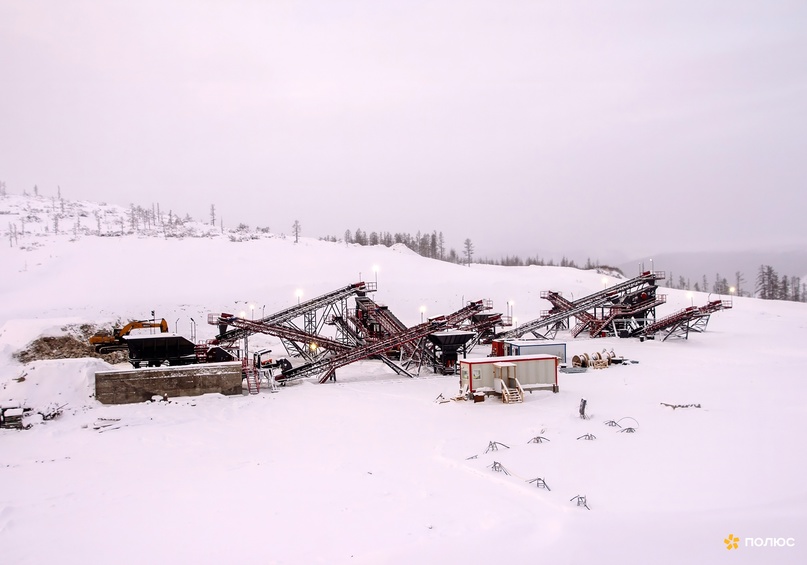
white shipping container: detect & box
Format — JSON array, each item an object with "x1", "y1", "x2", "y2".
[
  {"x1": 460, "y1": 354, "x2": 558, "y2": 393},
  {"x1": 504, "y1": 340, "x2": 567, "y2": 362}
]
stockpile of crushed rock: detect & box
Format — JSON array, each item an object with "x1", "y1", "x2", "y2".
[{"x1": 13, "y1": 323, "x2": 127, "y2": 364}]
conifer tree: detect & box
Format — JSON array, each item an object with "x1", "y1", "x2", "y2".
[{"x1": 463, "y1": 238, "x2": 474, "y2": 266}]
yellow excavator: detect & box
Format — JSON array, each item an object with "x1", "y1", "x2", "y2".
[{"x1": 90, "y1": 318, "x2": 169, "y2": 354}]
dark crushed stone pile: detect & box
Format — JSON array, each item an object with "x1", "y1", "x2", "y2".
[{"x1": 13, "y1": 323, "x2": 128, "y2": 364}]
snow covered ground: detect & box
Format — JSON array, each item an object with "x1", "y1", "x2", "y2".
[{"x1": 2, "y1": 217, "x2": 806, "y2": 564}]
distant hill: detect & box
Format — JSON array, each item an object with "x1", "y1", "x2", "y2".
[{"x1": 4, "y1": 191, "x2": 803, "y2": 299}]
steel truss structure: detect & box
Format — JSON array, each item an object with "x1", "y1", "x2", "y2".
[
  {"x1": 278, "y1": 300, "x2": 493, "y2": 383},
  {"x1": 634, "y1": 299, "x2": 732, "y2": 341},
  {"x1": 497, "y1": 271, "x2": 668, "y2": 340},
  {"x1": 209, "y1": 281, "x2": 376, "y2": 361}
]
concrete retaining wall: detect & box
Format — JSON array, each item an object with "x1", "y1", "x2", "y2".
[{"x1": 95, "y1": 361, "x2": 242, "y2": 405}]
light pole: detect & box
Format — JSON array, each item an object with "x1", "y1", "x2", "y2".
[
  {"x1": 729, "y1": 286, "x2": 736, "y2": 302},
  {"x1": 250, "y1": 304, "x2": 255, "y2": 320},
  {"x1": 513, "y1": 316, "x2": 518, "y2": 328},
  {"x1": 650, "y1": 258, "x2": 653, "y2": 274},
  {"x1": 602, "y1": 277, "x2": 608, "y2": 289},
  {"x1": 262, "y1": 304, "x2": 265, "y2": 319},
  {"x1": 420, "y1": 305, "x2": 426, "y2": 324},
  {"x1": 372, "y1": 264, "x2": 379, "y2": 287},
  {"x1": 295, "y1": 289, "x2": 303, "y2": 305},
  {"x1": 507, "y1": 300, "x2": 515, "y2": 319},
  {"x1": 687, "y1": 292, "x2": 693, "y2": 306}
]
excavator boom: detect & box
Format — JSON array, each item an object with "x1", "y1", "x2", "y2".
[{"x1": 90, "y1": 318, "x2": 169, "y2": 353}]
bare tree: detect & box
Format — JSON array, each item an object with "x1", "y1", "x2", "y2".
[
  {"x1": 735, "y1": 271, "x2": 745, "y2": 297},
  {"x1": 210, "y1": 204, "x2": 216, "y2": 226},
  {"x1": 292, "y1": 220, "x2": 301, "y2": 243}
]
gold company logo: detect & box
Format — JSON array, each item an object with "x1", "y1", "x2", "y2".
[{"x1": 724, "y1": 533, "x2": 740, "y2": 550}]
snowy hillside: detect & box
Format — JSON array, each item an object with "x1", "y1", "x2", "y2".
[
  {"x1": 2, "y1": 194, "x2": 806, "y2": 564},
  {"x1": 0, "y1": 192, "x2": 227, "y2": 241}
]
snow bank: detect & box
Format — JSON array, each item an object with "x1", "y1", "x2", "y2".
[{"x1": 1, "y1": 357, "x2": 109, "y2": 411}]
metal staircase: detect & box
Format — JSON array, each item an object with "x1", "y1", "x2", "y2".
[{"x1": 242, "y1": 358, "x2": 260, "y2": 394}]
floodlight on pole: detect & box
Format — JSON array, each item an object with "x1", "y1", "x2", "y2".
[
  {"x1": 420, "y1": 305, "x2": 426, "y2": 323},
  {"x1": 372, "y1": 264, "x2": 379, "y2": 286},
  {"x1": 687, "y1": 292, "x2": 693, "y2": 307},
  {"x1": 295, "y1": 289, "x2": 303, "y2": 305},
  {"x1": 249, "y1": 304, "x2": 255, "y2": 320}
]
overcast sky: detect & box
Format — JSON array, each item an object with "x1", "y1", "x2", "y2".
[{"x1": 1, "y1": 1, "x2": 805, "y2": 261}]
